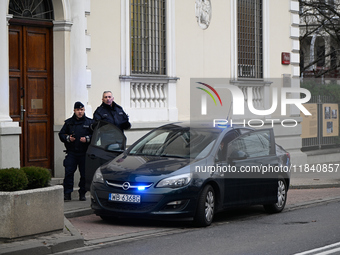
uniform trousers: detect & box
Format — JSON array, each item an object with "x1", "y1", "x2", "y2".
[{"x1": 63, "y1": 152, "x2": 86, "y2": 195}]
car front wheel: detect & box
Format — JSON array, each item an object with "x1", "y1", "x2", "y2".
[
  {"x1": 194, "y1": 184, "x2": 215, "y2": 227},
  {"x1": 263, "y1": 179, "x2": 287, "y2": 213}
]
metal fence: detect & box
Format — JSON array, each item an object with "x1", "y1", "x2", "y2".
[{"x1": 302, "y1": 95, "x2": 340, "y2": 149}]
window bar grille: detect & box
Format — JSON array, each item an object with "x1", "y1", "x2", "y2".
[
  {"x1": 238, "y1": 0, "x2": 263, "y2": 79},
  {"x1": 131, "y1": 0, "x2": 166, "y2": 75}
]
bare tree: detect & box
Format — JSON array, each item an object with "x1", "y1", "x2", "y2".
[{"x1": 300, "y1": 0, "x2": 340, "y2": 78}]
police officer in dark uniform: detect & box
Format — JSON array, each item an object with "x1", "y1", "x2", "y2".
[
  {"x1": 59, "y1": 101, "x2": 94, "y2": 201},
  {"x1": 93, "y1": 91, "x2": 131, "y2": 132}
]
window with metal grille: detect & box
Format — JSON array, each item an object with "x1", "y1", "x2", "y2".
[
  {"x1": 8, "y1": 0, "x2": 54, "y2": 20},
  {"x1": 238, "y1": 0, "x2": 263, "y2": 79},
  {"x1": 131, "y1": 0, "x2": 166, "y2": 75}
]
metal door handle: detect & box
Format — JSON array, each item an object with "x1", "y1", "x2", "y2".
[
  {"x1": 20, "y1": 105, "x2": 26, "y2": 122},
  {"x1": 89, "y1": 154, "x2": 97, "y2": 159}
]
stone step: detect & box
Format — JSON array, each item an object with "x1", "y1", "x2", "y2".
[{"x1": 50, "y1": 178, "x2": 63, "y2": 186}]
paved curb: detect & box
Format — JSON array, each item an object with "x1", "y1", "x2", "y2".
[
  {"x1": 0, "y1": 218, "x2": 84, "y2": 255},
  {"x1": 290, "y1": 183, "x2": 340, "y2": 189},
  {"x1": 287, "y1": 196, "x2": 340, "y2": 210},
  {"x1": 64, "y1": 208, "x2": 93, "y2": 219}
]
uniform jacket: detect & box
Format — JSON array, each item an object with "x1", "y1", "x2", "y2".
[
  {"x1": 93, "y1": 102, "x2": 131, "y2": 132},
  {"x1": 59, "y1": 114, "x2": 94, "y2": 155}
]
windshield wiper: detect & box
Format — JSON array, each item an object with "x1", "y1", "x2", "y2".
[{"x1": 159, "y1": 154, "x2": 188, "y2": 159}]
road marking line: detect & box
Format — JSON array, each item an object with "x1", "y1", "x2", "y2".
[
  {"x1": 294, "y1": 242, "x2": 340, "y2": 255},
  {"x1": 317, "y1": 247, "x2": 340, "y2": 255}
]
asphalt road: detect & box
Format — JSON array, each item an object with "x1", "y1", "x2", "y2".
[{"x1": 65, "y1": 199, "x2": 340, "y2": 255}]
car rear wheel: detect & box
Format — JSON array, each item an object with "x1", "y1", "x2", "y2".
[
  {"x1": 194, "y1": 184, "x2": 215, "y2": 227},
  {"x1": 263, "y1": 179, "x2": 287, "y2": 213}
]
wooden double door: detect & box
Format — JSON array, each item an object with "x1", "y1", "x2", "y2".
[{"x1": 9, "y1": 20, "x2": 53, "y2": 170}]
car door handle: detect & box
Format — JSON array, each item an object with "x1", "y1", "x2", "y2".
[{"x1": 89, "y1": 154, "x2": 97, "y2": 159}]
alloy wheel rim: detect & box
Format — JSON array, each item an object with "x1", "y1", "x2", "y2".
[
  {"x1": 205, "y1": 191, "x2": 214, "y2": 222},
  {"x1": 276, "y1": 180, "x2": 286, "y2": 208}
]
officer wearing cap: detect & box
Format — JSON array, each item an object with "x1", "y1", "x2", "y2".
[{"x1": 59, "y1": 101, "x2": 94, "y2": 201}]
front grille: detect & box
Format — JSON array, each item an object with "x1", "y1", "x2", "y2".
[
  {"x1": 105, "y1": 180, "x2": 153, "y2": 190},
  {"x1": 99, "y1": 198, "x2": 157, "y2": 212}
]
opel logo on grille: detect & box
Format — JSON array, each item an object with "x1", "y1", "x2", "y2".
[{"x1": 122, "y1": 182, "x2": 130, "y2": 190}]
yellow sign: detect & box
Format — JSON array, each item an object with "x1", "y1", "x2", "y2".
[
  {"x1": 301, "y1": 104, "x2": 318, "y2": 138},
  {"x1": 322, "y1": 104, "x2": 339, "y2": 137}
]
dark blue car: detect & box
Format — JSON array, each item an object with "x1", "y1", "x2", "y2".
[{"x1": 86, "y1": 122, "x2": 290, "y2": 227}]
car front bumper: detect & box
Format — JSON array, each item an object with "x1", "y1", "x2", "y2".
[{"x1": 90, "y1": 182, "x2": 200, "y2": 220}]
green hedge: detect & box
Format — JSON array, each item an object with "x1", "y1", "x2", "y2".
[
  {"x1": 0, "y1": 168, "x2": 28, "y2": 191},
  {"x1": 21, "y1": 167, "x2": 51, "y2": 190},
  {"x1": 0, "y1": 167, "x2": 51, "y2": 191}
]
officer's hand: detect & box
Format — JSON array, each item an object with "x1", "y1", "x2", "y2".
[
  {"x1": 69, "y1": 136, "x2": 76, "y2": 142},
  {"x1": 80, "y1": 137, "x2": 86, "y2": 143}
]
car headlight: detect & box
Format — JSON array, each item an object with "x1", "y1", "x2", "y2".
[
  {"x1": 93, "y1": 168, "x2": 104, "y2": 183},
  {"x1": 156, "y1": 173, "x2": 192, "y2": 188}
]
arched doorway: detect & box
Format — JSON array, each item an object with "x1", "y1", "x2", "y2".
[{"x1": 8, "y1": 0, "x2": 54, "y2": 170}]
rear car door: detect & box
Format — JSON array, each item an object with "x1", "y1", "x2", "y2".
[
  {"x1": 85, "y1": 121, "x2": 126, "y2": 190},
  {"x1": 225, "y1": 129, "x2": 278, "y2": 205}
]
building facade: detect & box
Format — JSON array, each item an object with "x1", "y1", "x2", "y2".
[{"x1": 0, "y1": 0, "x2": 305, "y2": 179}]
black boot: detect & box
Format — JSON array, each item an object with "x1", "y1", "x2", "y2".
[
  {"x1": 79, "y1": 193, "x2": 86, "y2": 201},
  {"x1": 64, "y1": 193, "x2": 71, "y2": 201}
]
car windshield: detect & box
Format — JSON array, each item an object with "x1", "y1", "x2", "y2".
[{"x1": 128, "y1": 127, "x2": 220, "y2": 159}]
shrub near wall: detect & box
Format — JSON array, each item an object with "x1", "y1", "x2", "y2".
[
  {"x1": 0, "y1": 168, "x2": 28, "y2": 191},
  {"x1": 0, "y1": 167, "x2": 63, "y2": 239},
  {"x1": 21, "y1": 166, "x2": 51, "y2": 189},
  {"x1": 0, "y1": 167, "x2": 51, "y2": 191}
]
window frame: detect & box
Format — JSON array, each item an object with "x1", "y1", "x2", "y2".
[
  {"x1": 226, "y1": 128, "x2": 276, "y2": 161},
  {"x1": 130, "y1": 0, "x2": 167, "y2": 76},
  {"x1": 237, "y1": 0, "x2": 263, "y2": 79}
]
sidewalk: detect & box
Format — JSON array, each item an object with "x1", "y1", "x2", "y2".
[{"x1": 1, "y1": 176, "x2": 340, "y2": 255}]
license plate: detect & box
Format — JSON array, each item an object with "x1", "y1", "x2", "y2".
[{"x1": 108, "y1": 193, "x2": 141, "y2": 203}]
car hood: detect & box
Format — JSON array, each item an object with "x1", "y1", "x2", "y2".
[{"x1": 100, "y1": 154, "x2": 193, "y2": 182}]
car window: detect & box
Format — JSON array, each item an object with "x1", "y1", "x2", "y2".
[
  {"x1": 91, "y1": 122, "x2": 125, "y2": 151},
  {"x1": 129, "y1": 128, "x2": 219, "y2": 159},
  {"x1": 227, "y1": 130, "x2": 271, "y2": 159},
  {"x1": 215, "y1": 131, "x2": 239, "y2": 161},
  {"x1": 134, "y1": 131, "x2": 173, "y2": 155}
]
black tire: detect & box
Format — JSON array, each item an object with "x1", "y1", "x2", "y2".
[
  {"x1": 194, "y1": 185, "x2": 215, "y2": 227},
  {"x1": 263, "y1": 179, "x2": 287, "y2": 214}
]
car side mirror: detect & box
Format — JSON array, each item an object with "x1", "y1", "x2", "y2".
[
  {"x1": 106, "y1": 143, "x2": 123, "y2": 152},
  {"x1": 228, "y1": 150, "x2": 247, "y2": 161}
]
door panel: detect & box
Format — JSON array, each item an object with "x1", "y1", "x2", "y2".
[
  {"x1": 9, "y1": 25, "x2": 22, "y2": 122},
  {"x1": 26, "y1": 30, "x2": 47, "y2": 71},
  {"x1": 224, "y1": 129, "x2": 278, "y2": 205},
  {"x1": 26, "y1": 76, "x2": 49, "y2": 116},
  {"x1": 9, "y1": 77, "x2": 21, "y2": 120},
  {"x1": 85, "y1": 121, "x2": 127, "y2": 191},
  {"x1": 27, "y1": 121, "x2": 48, "y2": 161},
  {"x1": 9, "y1": 22, "x2": 53, "y2": 170},
  {"x1": 9, "y1": 26, "x2": 21, "y2": 71}
]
